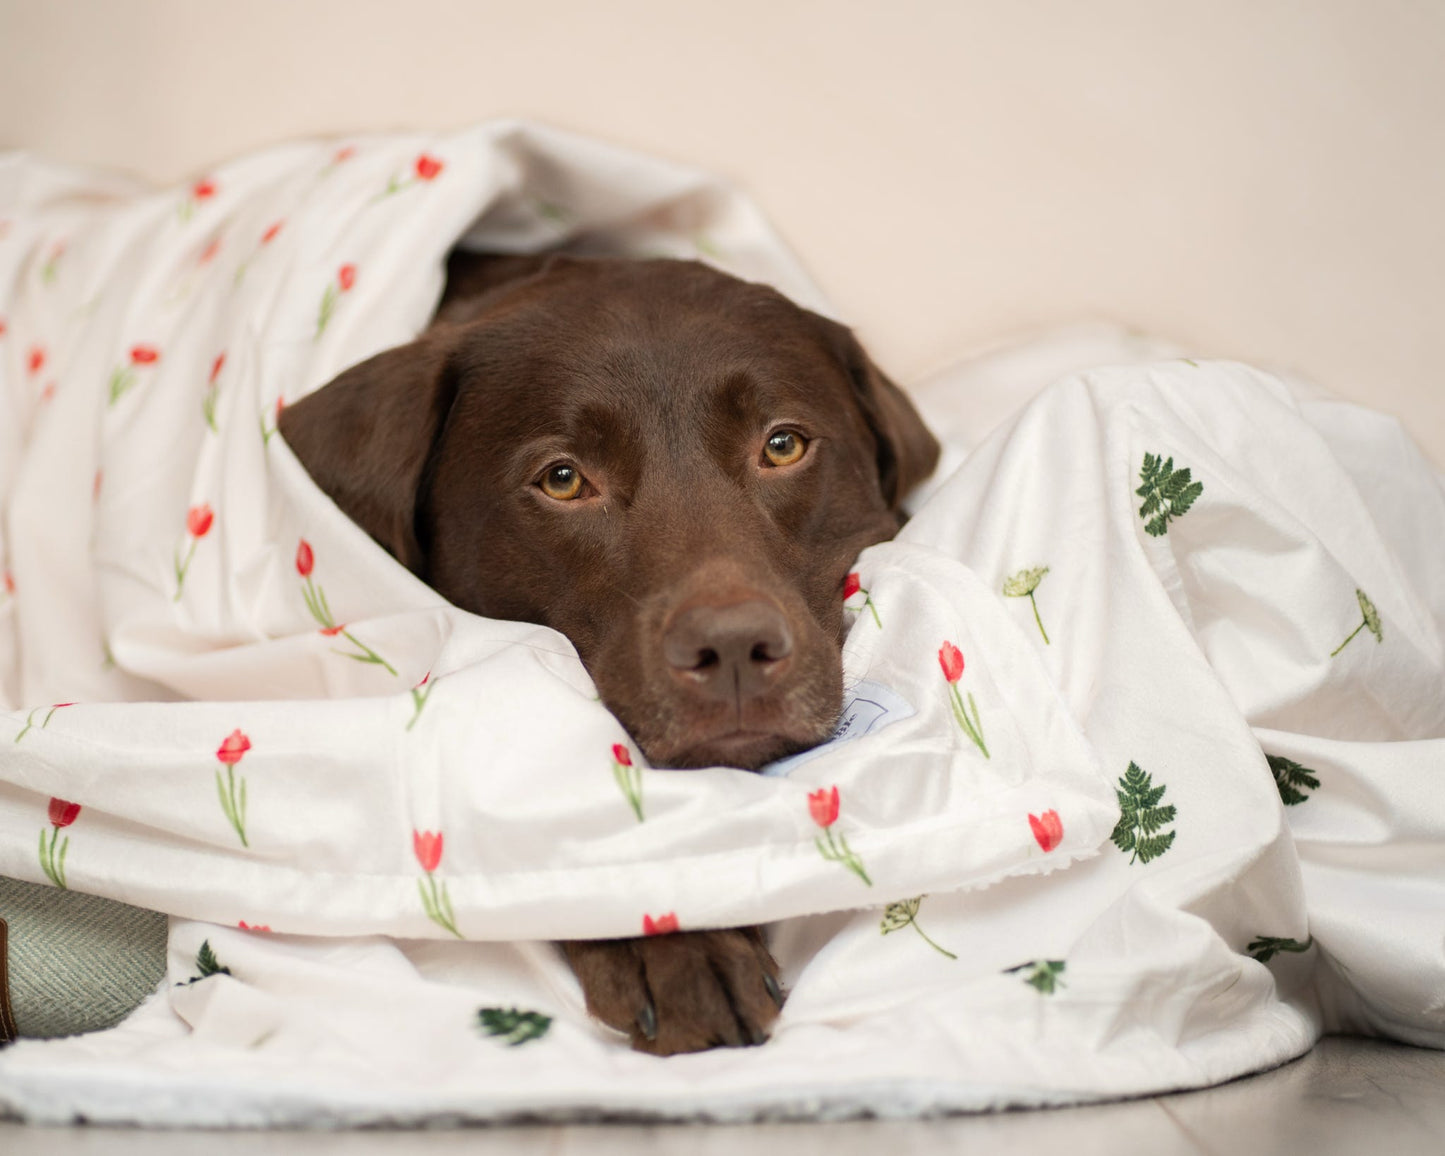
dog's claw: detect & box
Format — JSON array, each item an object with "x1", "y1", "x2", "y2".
[
  {"x1": 637, "y1": 999, "x2": 658, "y2": 1041},
  {"x1": 763, "y1": 970, "x2": 784, "y2": 1009}
]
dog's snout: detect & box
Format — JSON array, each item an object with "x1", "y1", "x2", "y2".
[{"x1": 663, "y1": 600, "x2": 794, "y2": 700}]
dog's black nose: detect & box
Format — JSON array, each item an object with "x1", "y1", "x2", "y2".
[{"x1": 663, "y1": 600, "x2": 794, "y2": 700}]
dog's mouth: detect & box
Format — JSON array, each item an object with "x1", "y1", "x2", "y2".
[{"x1": 653, "y1": 726, "x2": 825, "y2": 773}]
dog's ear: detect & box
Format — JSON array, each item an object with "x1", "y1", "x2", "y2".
[
  {"x1": 825, "y1": 321, "x2": 940, "y2": 509},
  {"x1": 277, "y1": 334, "x2": 455, "y2": 574}
]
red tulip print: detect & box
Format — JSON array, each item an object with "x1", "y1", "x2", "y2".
[
  {"x1": 173, "y1": 502, "x2": 213, "y2": 600},
  {"x1": 180, "y1": 178, "x2": 217, "y2": 221},
  {"x1": 938, "y1": 641, "x2": 964, "y2": 682},
  {"x1": 214, "y1": 728, "x2": 250, "y2": 846},
  {"x1": 316, "y1": 264, "x2": 357, "y2": 336},
  {"x1": 376, "y1": 152, "x2": 446, "y2": 200},
  {"x1": 939, "y1": 640, "x2": 988, "y2": 758},
  {"x1": 108, "y1": 342, "x2": 161, "y2": 405},
  {"x1": 92, "y1": 471, "x2": 103, "y2": 501},
  {"x1": 414, "y1": 829, "x2": 444, "y2": 872},
  {"x1": 15, "y1": 702, "x2": 75, "y2": 743},
  {"x1": 642, "y1": 912, "x2": 679, "y2": 936},
  {"x1": 0, "y1": 317, "x2": 7, "y2": 338},
  {"x1": 2, "y1": 569, "x2": 13, "y2": 599},
  {"x1": 333, "y1": 146, "x2": 356, "y2": 164},
  {"x1": 808, "y1": 785, "x2": 840, "y2": 828},
  {"x1": 261, "y1": 221, "x2": 283, "y2": 245},
  {"x1": 809, "y1": 785, "x2": 870, "y2": 885},
  {"x1": 27, "y1": 346, "x2": 44, "y2": 376},
  {"x1": 48, "y1": 798, "x2": 81, "y2": 828},
  {"x1": 414, "y1": 828, "x2": 462, "y2": 937},
  {"x1": 296, "y1": 537, "x2": 398, "y2": 675},
  {"x1": 199, "y1": 236, "x2": 222, "y2": 265},
  {"x1": 237, "y1": 921, "x2": 271, "y2": 933},
  {"x1": 38, "y1": 796, "x2": 81, "y2": 888},
  {"x1": 611, "y1": 742, "x2": 645, "y2": 821},
  {"x1": 1029, "y1": 810, "x2": 1064, "y2": 853},
  {"x1": 843, "y1": 571, "x2": 883, "y2": 628},
  {"x1": 260, "y1": 395, "x2": 286, "y2": 445}
]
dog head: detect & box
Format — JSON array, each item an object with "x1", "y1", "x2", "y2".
[{"x1": 280, "y1": 256, "x2": 938, "y2": 769}]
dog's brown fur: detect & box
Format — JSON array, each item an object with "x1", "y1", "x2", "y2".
[{"x1": 279, "y1": 252, "x2": 938, "y2": 1054}]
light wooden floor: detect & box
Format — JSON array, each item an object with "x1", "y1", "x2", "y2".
[{"x1": 2, "y1": 1037, "x2": 1442, "y2": 1155}]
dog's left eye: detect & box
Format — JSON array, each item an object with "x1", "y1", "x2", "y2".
[
  {"x1": 762, "y1": 429, "x2": 808, "y2": 467},
  {"x1": 538, "y1": 464, "x2": 586, "y2": 501}
]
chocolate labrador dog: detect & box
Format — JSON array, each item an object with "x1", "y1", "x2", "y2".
[{"x1": 279, "y1": 251, "x2": 938, "y2": 1056}]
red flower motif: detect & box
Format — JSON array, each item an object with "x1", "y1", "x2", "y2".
[
  {"x1": 274, "y1": 396, "x2": 285, "y2": 420},
  {"x1": 186, "y1": 503, "x2": 214, "y2": 538},
  {"x1": 1029, "y1": 810, "x2": 1064, "y2": 853},
  {"x1": 3, "y1": 570, "x2": 13, "y2": 595},
  {"x1": 0, "y1": 317, "x2": 6, "y2": 337},
  {"x1": 216, "y1": 728, "x2": 251, "y2": 765},
  {"x1": 27, "y1": 346, "x2": 44, "y2": 375},
  {"x1": 612, "y1": 743, "x2": 632, "y2": 766},
  {"x1": 337, "y1": 264, "x2": 356, "y2": 292},
  {"x1": 192, "y1": 178, "x2": 217, "y2": 201},
  {"x1": 295, "y1": 538, "x2": 314, "y2": 578},
  {"x1": 333, "y1": 146, "x2": 356, "y2": 164},
  {"x1": 48, "y1": 797, "x2": 81, "y2": 828},
  {"x1": 237, "y1": 921, "x2": 271, "y2": 933},
  {"x1": 938, "y1": 641, "x2": 964, "y2": 683},
  {"x1": 808, "y1": 785, "x2": 840, "y2": 828},
  {"x1": 261, "y1": 221, "x2": 283, "y2": 245},
  {"x1": 130, "y1": 344, "x2": 159, "y2": 365},
  {"x1": 319, "y1": 623, "x2": 346, "y2": 637},
  {"x1": 199, "y1": 237, "x2": 222, "y2": 264},
  {"x1": 642, "y1": 912, "x2": 679, "y2": 936},
  {"x1": 92, "y1": 471, "x2": 103, "y2": 500},
  {"x1": 210, "y1": 352, "x2": 226, "y2": 384},
  {"x1": 843, "y1": 572, "x2": 861, "y2": 600},
  {"x1": 414, "y1": 154, "x2": 444, "y2": 181},
  {"x1": 413, "y1": 829, "x2": 444, "y2": 872}
]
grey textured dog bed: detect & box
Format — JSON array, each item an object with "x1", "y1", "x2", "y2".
[{"x1": 0, "y1": 876, "x2": 167, "y2": 1040}]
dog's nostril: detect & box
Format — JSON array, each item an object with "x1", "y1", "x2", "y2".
[{"x1": 663, "y1": 600, "x2": 794, "y2": 696}]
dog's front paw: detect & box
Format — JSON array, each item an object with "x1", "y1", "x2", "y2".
[{"x1": 563, "y1": 926, "x2": 784, "y2": 1056}]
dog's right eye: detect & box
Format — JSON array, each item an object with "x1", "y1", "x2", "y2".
[{"x1": 538, "y1": 464, "x2": 586, "y2": 501}]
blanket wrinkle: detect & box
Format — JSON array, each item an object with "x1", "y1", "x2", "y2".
[{"x1": 0, "y1": 123, "x2": 1441, "y2": 1125}]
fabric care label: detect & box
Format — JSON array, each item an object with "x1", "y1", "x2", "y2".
[{"x1": 761, "y1": 679, "x2": 915, "y2": 777}]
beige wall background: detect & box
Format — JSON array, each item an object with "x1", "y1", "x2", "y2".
[{"x1": 2, "y1": 0, "x2": 1441, "y2": 464}]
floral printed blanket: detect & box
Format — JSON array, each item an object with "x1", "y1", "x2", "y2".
[{"x1": 0, "y1": 124, "x2": 1442, "y2": 1125}]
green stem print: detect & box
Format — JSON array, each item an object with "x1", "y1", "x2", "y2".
[
  {"x1": 809, "y1": 786, "x2": 872, "y2": 885},
  {"x1": 407, "y1": 673, "x2": 435, "y2": 731},
  {"x1": 843, "y1": 572, "x2": 882, "y2": 628},
  {"x1": 1330, "y1": 588, "x2": 1382, "y2": 656},
  {"x1": 1110, "y1": 761, "x2": 1177, "y2": 865},
  {"x1": 880, "y1": 897, "x2": 957, "y2": 959},
  {"x1": 1002, "y1": 566, "x2": 1051, "y2": 644},
  {"x1": 1247, "y1": 935, "x2": 1314, "y2": 963},
  {"x1": 477, "y1": 1007, "x2": 552, "y2": 1047},
  {"x1": 611, "y1": 743, "x2": 645, "y2": 822},
  {"x1": 939, "y1": 641, "x2": 989, "y2": 758},
  {"x1": 38, "y1": 826, "x2": 70, "y2": 889},
  {"x1": 1267, "y1": 754, "x2": 1320, "y2": 806},
  {"x1": 1136, "y1": 452, "x2": 1204, "y2": 536},
  {"x1": 296, "y1": 539, "x2": 398, "y2": 677},
  {"x1": 413, "y1": 830, "x2": 463, "y2": 938},
  {"x1": 1004, "y1": 959, "x2": 1067, "y2": 994},
  {"x1": 14, "y1": 703, "x2": 72, "y2": 743}
]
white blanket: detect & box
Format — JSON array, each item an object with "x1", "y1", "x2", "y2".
[{"x1": 1, "y1": 123, "x2": 1441, "y2": 1126}]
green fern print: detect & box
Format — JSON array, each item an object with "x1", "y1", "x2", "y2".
[
  {"x1": 1004, "y1": 960, "x2": 1067, "y2": 994},
  {"x1": 1136, "y1": 453, "x2": 1204, "y2": 537},
  {"x1": 477, "y1": 1007, "x2": 552, "y2": 1047},
  {"x1": 181, "y1": 939, "x2": 232, "y2": 985},
  {"x1": 1267, "y1": 754, "x2": 1320, "y2": 806},
  {"x1": 1111, "y1": 761, "x2": 1177, "y2": 865},
  {"x1": 1247, "y1": 935, "x2": 1313, "y2": 963}
]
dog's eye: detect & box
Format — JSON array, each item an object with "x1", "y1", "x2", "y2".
[
  {"x1": 539, "y1": 464, "x2": 586, "y2": 501},
  {"x1": 763, "y1": 429, "x2": 808, "y2": 467}
]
